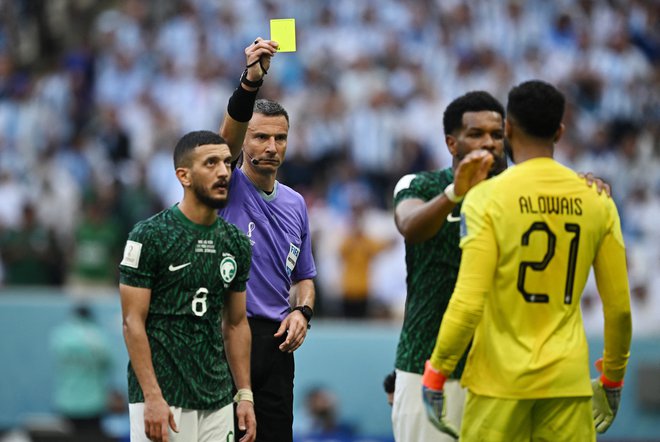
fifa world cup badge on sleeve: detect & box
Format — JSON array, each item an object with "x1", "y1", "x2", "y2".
[
  {"x1": 460, "y1": 213, "x2": 468, "y2": 238},
  {"x1": 286, "y1": 243, "x2": 300, "y2": 276},
  {"x1": 121, "y1": 240, "x2": 142, "y2": 268}
]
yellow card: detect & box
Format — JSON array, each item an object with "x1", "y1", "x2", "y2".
[{"x1": 270, "y1": 18, "x2": 296, "y2": 52}]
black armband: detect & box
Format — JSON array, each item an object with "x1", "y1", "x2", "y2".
[{"x1": 227, "y1": 85, "x2": 258, "y2": 123}]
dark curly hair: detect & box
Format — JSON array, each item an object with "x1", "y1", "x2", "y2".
[{"x1": 443, "y1": 91, "x2": 505, "y2": 136}]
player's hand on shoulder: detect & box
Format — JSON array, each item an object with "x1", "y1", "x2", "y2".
[
  {"x1": 578, "y1": 171, "x2": 612, "y2": 197},
  {"x1": 454, "y1": 149, "x2": 495, "y2": 197},
  {"x1": 275, "y1": 311, "x2": 308, "y2": 353}
]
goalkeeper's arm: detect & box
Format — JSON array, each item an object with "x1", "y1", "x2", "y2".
[{"x1": 591, "y1": 213, "x2": 631, "y2": 433}]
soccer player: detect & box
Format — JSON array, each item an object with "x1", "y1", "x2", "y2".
[
  {"x1": 119, "y1": 131, "x2": 255, "y2": 442},
  {"x1": 391, "y1": 91, "x2": 507, "y2": 442},
  {"x1": 218, "y1": 38, "x2": 317, "y2": 442},
  {"x1": 422, "y1": 80, "x2": 632, "y2": 441}
]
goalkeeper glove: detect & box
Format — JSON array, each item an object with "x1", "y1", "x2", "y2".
[
  {"x1": 591, "y1": 358, "x2": 623, "y2": 434},
  {"x1": 421, "y1": 360, "x2": 459, "y2": 439}
]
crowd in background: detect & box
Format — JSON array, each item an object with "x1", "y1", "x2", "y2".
[{"x1": 0, "y1": 0, "x2": 658, "y2": 332}]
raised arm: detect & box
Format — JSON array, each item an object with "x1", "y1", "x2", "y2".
[
  {"x1": 395, "y1": 195, "x2": 458, "y2": 244},
  {"x1": 220, "y1": 38, "x2": 278, "y2": 160},
  {"x1": 223, "y1": 289, "x2": 256, "y2": 442},
  {"x1": 395, "y1": 149, "x2": 494, "y2": 243},
  {"x1": 120, "y1": 283, "x2": 178, "y2": 442}
]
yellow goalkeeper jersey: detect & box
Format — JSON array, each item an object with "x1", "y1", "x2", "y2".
[{"x1": 430, "y1": 157, "x2": 632, "y2": 399}]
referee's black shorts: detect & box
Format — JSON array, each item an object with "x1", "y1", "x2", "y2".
[{"x1": 238, "y1": 317, "x2": 295, "y2": 442}]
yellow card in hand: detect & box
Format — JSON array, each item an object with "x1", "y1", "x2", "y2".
[{"x1": 270, "y1": 18, "x2": 296, "y2": 52}]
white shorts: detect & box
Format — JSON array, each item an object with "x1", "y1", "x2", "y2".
[
  {"x1": 129, "y1": 402, "x2": 234, "y2": 442},
  {"x1": 391, "y1": 369, "x2": 466, "y2": 442}
]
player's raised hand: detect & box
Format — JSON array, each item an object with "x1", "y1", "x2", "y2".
[
  {"x1": 244, "y1": 38, "x2": 278, "y2": 85},
  {"x1": 453, "y1": 149, "x2": 495, "y2": 197}
]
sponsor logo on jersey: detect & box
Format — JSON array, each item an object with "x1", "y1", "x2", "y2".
[
  {"x1": 446, "y1": 213, "x2": 461, "y2": 223},
  {"x1": 220, "y1": 255, "x2": 237, "y2": 283},
  {"x1": 168, "y1": 262, "x2": 191, "y2": 272}
]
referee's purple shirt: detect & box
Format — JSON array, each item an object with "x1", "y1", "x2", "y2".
[{"x1": 220, "y1": 168, "x2": 317, "y2": 322}]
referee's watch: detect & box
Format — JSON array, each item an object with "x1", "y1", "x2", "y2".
[{"x1": 292, "y1": 305, "x2": 313, "y2": 329}]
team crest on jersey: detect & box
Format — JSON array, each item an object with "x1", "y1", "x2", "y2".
[{"x1": 220, "y1": 255, "x2": 237, "y2": 283}]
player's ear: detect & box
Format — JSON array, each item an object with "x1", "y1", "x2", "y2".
[
  {"x1": 553, "y1": 123, "x2": 565, "y2": 144},
  {"x1": 504, "y1": 118, "x2": 513, "y2": 140},
  {"x1": 176, "y1": 167, "x2": 191, "y2": 187}
]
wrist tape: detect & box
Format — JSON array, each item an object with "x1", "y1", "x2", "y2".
[
  {"x1": 233, "y1": 388, "x2": 254, "y2": 403},
  {"x1": 444, "y1": 183, "x2": 464, "y2": 203}
]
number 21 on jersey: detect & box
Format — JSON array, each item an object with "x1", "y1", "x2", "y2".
[{"x1": 517, "y1": 221, "x2": 580, "y2": 304}]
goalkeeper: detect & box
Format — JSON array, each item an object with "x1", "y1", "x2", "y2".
[{"x1": 422, "y1": 80, "x2": 632, "y2": 441}]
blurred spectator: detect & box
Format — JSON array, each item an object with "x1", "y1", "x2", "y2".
[
  {"x1": 101, "y1": 389, "x2": 130, "y2": 442},
  {"x1": 94, "y1": 105, "x2": 131, "y2": 164},
  {"x1": 338, "y1": 196, "x2": 394, "y2": 318},
  {"x1": 0, "y1": 169, "x2": 28, "y2": 230},
  {"x1": 295, "y1": 386, "x2": 356, "y2": 440},
  {"x1": 49, "y1": 304, "x2": 113, "y2": 440},
  {"x1": 0, "y1": 202, "x2": 64, "y2": 286},
  {"x1": 67, "y1": 190, "x2": 123, "y2": 290}
]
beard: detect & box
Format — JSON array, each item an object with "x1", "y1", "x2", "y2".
[
  {"x1": 488, "y1": 150, "x2": 508, "y2": 177},
  {"x1": 192, "y1": 180, "x2": 228, "y2": 209}
]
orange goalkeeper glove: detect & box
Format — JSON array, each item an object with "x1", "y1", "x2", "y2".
[
  {"x1": 421, "y1": 360, "x2": 459, "y2": 439},
  {"x1": 591, "y1": 358, "x2": 623, "y2": 433}
]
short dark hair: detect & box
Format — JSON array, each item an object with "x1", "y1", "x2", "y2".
[
  {"x1": 443, "y1": 91, "x2": 505, "y2": 136},
  {"x1": 507, "y1": 80, "x2": 565, "y2": 139},
  {"x1": 254, "y1": 98, "x2": 290, "y2": 127},
  {"x1": 173, "y1": 130, "x2": 226, "y2": 168}
]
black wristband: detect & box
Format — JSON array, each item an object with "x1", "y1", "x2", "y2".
[
  {"x1": 227, "y1": 85, "x2": 258, "y2": 122},
  {"x1": 240, "y1": 68, "x2": 264, "y2": 88},
  {"x1": 293, "y1": 305, "x2": 313, "y2": 329}
]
